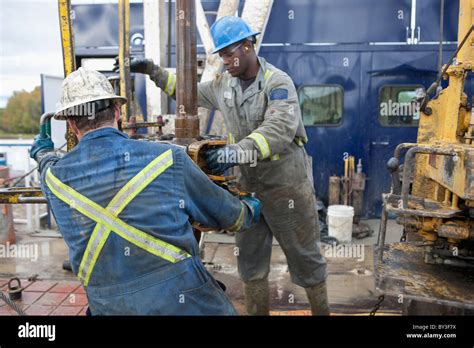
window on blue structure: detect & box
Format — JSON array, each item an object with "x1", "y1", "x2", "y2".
[
  {"x1": 379, "y1": 85, "x2": 422, "y2": 127},
  {"x1": 298, "y1": 85, "x2": 343, "y2": 126}
]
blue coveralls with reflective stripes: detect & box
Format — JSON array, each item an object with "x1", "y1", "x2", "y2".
[{"x1": 39, "y1": 127, "x2": 253, "y2": 315}]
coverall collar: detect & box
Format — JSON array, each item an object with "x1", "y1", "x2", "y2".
[
  {"x1": 229, "y1": 57, "x2": 268, "y2": 87},
  {"x1": 79, "y1": 127, "x2": 129, "y2": 143},
  {"x1": 229, "y1": 56, "x2": 269, "y2": 104}
]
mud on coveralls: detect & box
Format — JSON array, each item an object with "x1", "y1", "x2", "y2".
[
  {"x1": 150, "y1": 57, "x2": 327, "y2": 293},
  {"x1": 39, "y1": 127, "x2": 255, "y2": 315}
]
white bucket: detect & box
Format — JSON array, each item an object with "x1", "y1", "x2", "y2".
[{"x1": 327, "y1": 205, "x2": 354, "y2": 243}]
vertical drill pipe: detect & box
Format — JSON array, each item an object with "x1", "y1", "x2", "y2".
[
  {"x1": 175, "y1": 0, "x2": 199, "y2": 143},
  {"x1": 57, "y1": 0, "x2": 78, "y2": 150},
  {"x1": 118, "y1": 0, "x2": 132, "y2": 123}
]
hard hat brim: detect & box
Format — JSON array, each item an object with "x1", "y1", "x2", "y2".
[
  {"x1": 212, "y1": 31, "x2": 260, "y2": 54},
  {"x1": 54, "y1": 95, "x2": 127, "y2": 120}
]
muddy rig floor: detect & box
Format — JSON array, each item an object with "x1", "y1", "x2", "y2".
[{"x1": 0, "y1": 215, "x2": 408, "y2": 315}]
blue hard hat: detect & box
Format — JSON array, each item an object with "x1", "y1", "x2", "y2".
[{"x1": 210, "y1": 16, "x2": 260, "y2": 54}]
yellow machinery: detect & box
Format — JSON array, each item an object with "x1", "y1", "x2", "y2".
[{"x1": 379, "y1": 0, "x2": 474, "y2": 268}]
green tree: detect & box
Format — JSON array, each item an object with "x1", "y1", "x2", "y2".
[{"x1": 0, "y1": 86, "x2": 41, "y2": 134}]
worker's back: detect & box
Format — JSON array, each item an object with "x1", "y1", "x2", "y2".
[{"x1": 41, "y1": 127, "x2": 240, "y2": 315}]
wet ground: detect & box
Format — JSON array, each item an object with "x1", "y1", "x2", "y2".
[
  {"x1": 202, "y1": 218, "x2": 403, "y2": 315},
  {"x1": 0, "y1": 211, "x2": 404, "y2": 315}
]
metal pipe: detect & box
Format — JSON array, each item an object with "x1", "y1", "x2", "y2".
[
  {"x1": 18, "y1": 197, "x2": 48, "y2": 204},
  {"x1": 409, "y1": 0, "x2": 417, "y2": 44},
  {"x1": 394, "y1": 143, "x2": 417, "y2": 161},
  {"x1": 118, "y1": 0, "x2": 132, "y2": 123},
  {"x1": 40, "y1": 112, "x2": 55, "y2": 127},
  {"x1": 437, "y1": 0, "x2": 445, "y2": 74},
  {"x1": 387, "y1": 143, "x2": 418, "y2": 195},
  {"x1": 174, "y1": 0, "x2": 199, "y2": 144},
  {"x1": 57, "y1": 0, "x2": 78, "y2": 150},
  {"x1": 401, "y1": 146, "x2": 457, "y2": 209},
  {"x1": 40, "y1": 112, "x2": 55, "y2": 138},
  {"x1": 377, "y1": 202, "x2": 389, "y2": 263}
]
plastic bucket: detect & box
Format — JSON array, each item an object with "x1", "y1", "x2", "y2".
[{"x1": 327, "y1": 205, "x2": 354, "y2": 243}]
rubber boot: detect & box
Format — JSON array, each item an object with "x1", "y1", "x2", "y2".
[
  {"x1": 243, "y1": 279, "x2": 270, "y2": 315},
  {"x1": 305, "y1": 281, "x2": 330, "y2": 316}
]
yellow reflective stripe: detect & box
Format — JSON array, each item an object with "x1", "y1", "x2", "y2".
[
  {"x1": 264, "y1": 70, "x2": 274, "y2": 81},
  {"x1": 164, "y1": 73, "x2": 176, "y2": 95},
  {"x1": 271, "y1": 154, "x2": 280, "y2": 161},
  {"x1": 247, "y1": 132, "x2": 270, "y2": 159},
  {"x1": 77, "y1": 223, "x2": 106, "y2": 284},
  {"x1": 169, "y1": 74, "x2": 177, "y2": 96},
  {"x1": 79, "y1": 151, "x2": 173, "y2": 284},
  {"x1": 77, "y1": 150, "x2": 174, "y2": 285},
  {"x1": 46, "y1": 170, "x2": 188, "y2": 261},
  {"x1": 164, "y1": 73, "x2": 172, "y2": 93},
  {"x1": 80, "y1": 225, "x2": 111, "y2": 285},
  {"x1": 226, "y1": 202, "x2": 245, "y2": 232},
  {"x1": 228, "y1": 133, "x2": 235, "y2": 144},
  {"x1": 45, "y1": 168, "x2": 190, "y2": 281},
  {"x1": 108, "y1": 149, "x2": 173, "y2": 212}
]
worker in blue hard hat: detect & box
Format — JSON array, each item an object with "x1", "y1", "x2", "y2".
[
  {"x1": 119, "y1": 16, "x2": 329, "y2": 315},
  {"x1": 29, "y1": 68, "x2": 261, "y2": 315}
]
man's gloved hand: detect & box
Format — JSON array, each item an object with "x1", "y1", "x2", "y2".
[
  {"x1": 30, "y1": 134, "x2": 54, "y2": 161},
  {"x1": 113, "y1": 56, "x2": 155, "y2": 75},
  {"x1": 206, "y1": 144, "x2": 246, "y2": 174},
  {"x1": 241, "y1": 195, "x2": 261, "y2": 223}
]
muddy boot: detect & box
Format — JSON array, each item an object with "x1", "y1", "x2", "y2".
[
  {"x1": 305, "y1": 281, "x2": 330, "y2": 316},
  {"x1": 243, "y1": 279, "x2": 269, "y2": 315}
]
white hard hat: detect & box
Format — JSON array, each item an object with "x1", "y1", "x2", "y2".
[{"x1": 55, "y1": 67, "x2": 126, "y2": 120}]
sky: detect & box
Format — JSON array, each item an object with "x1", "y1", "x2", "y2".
[{"x1": 0, "y1": 0, "x2": 64, "y2": 108}]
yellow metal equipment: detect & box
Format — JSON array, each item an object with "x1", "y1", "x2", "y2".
[
  {"x1": 58, "y1": 0, "x2": 78, "y2": 151},
  {"x1": 379, "y1": 0, "x2": 474, "y2": 268},
  {"x1": 118, "y1": 0, "x2": 132, "y2": 123}
]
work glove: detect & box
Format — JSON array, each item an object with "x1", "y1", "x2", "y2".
[
  {"x1": 30, "y1": 134, "x2": 54, "y2": 161},
  {"x1": 113, "y1": 56, "x2": 155, "y2": 75},
  {"x1": 241, "y1": 195, "x2": 261, "y2": 224},
  {"x1": 206, "y1": 144, "x2": 247, "y2": 174}
]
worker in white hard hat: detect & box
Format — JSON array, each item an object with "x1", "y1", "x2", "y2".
[
  {"x1": 118, "y1": 16, "x2": 329, "y2": 315},
  {"x1": 30, "y1": 67, "x2": 261, "y2": 315}
]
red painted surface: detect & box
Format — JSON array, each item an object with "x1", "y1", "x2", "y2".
[{"x1": 0, "y1": 279, "x2": 88, "y2": 316}]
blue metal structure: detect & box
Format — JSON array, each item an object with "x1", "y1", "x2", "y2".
[{"x1": 71, "y1": 0, "x2": 461, "y2": 217}]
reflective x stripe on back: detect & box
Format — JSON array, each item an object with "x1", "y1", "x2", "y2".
[{"x1": 45, "y1": 149, "x2": 191, "y2": 286}]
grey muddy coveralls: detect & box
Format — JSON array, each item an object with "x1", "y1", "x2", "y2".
[{"x1": 150, "y1": 56, "x2": 327, "y2": 290}]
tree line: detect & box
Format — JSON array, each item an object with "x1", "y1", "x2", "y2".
[{"x1": 0, "y1": 86, "x2": 41, "y2": 134}]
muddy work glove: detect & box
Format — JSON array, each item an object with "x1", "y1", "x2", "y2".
[
  {"x1": 206, "y1": 144, "x2": 250, "y2": 174},
  {"x1": 30, "y1": 134, "x2": 54, "y2": 162},
  {"x1": 113, "y1": 56, "x2": 155, "y2": 75}
]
